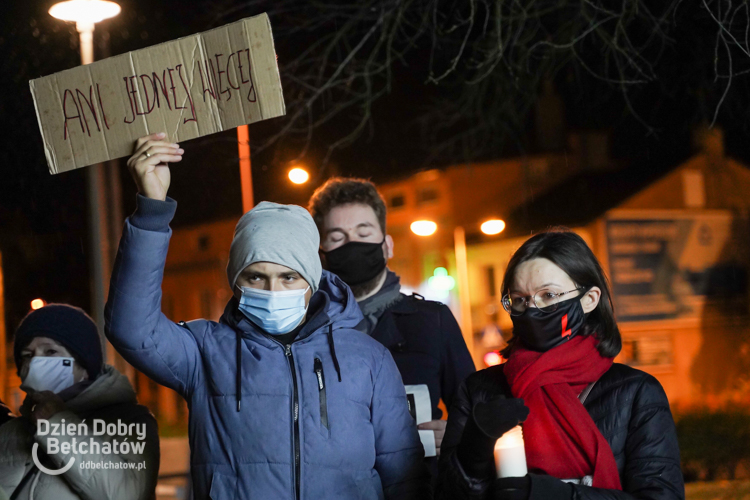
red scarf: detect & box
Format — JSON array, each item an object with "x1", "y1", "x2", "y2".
[{"x1": 503, "y1": 335, "x2": 622, "y2": 490}]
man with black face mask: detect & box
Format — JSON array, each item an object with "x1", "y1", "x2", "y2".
[{"x1": 308, "y1": 178, "x2": 475, "y2": 476}]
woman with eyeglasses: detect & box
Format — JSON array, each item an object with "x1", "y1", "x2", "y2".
[{"x1": 437, "y1": 229, "x2": 684, "y2": 500}]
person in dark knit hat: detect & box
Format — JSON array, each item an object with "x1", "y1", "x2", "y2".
[
  {"x1": 13, "y1": 303, "x2": 103, "y2": 385},
  {"x1": 0, "y1": 304, "x2": 160, "y2": 500}
]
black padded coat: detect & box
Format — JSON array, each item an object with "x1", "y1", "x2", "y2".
[{"x1": 437, "y1": 362, "x2": 685, "y2": 500}]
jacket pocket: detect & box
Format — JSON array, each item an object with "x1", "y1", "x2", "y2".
[{"x1": 314, "y1": 358, "x2": 329, "y2": 430}]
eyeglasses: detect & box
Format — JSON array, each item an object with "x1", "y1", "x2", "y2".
[{"x1": 501, "y1": 287, "x2": 585, "y2": 316}]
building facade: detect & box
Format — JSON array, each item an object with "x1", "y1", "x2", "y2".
[{"x1": 453, "y1": 130, "x2": 750, "y2": 406}]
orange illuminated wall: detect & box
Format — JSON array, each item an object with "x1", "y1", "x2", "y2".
[
  {"x1": 379, "y1": 154, "x2": 581, "y2": 291},
  {"x1": 600, "y1": 139, "x2": 750, "y2": 407},
  {"x1": 161, "y1": 219, "x2": 238, "y2": 323}
]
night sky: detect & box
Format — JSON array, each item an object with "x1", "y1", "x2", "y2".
[{"x1": 1, "y1": 0, "x2": 749, "y2": 335}]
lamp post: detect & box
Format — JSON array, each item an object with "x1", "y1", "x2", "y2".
[
  {"x1": 49, "y1": 1, "x2": 121, "y2": 64},
  {"x1": 237, "y1": 125, "x2": 254, "y2": 212},
  {"x1": 452, "y1": 225, "x2": 473, "y2": 356},
  {"x1": 411, "y1": 219, "x2": 506, "y2": 363},
  {"x1": 49, "y1": 0, "x2": 121, "y2": 364}
]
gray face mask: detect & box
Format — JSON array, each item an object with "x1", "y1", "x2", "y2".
[{"x1": 20, "y1": 356, "x2": 76, "y2": 394}]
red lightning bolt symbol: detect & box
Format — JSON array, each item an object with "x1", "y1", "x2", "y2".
[{"x1": 561, "y1": 314, "x2": 572, "y2": 338}]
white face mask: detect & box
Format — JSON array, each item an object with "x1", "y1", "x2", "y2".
[
  {"x1": 20, "y1": 356, "x2": 76, "y2": 394},
  {"x1": 236, "y1": 285, "x2": 310, "y2": 335}
]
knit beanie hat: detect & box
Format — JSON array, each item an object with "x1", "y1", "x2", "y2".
[
  {"x1": 14, "y1": 304, "x2": 103, "y2": 381},
  {"x1": 227, "y1": 202, "x2": 322, "y2": 293}
]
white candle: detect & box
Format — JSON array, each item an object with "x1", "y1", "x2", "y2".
[{"x1": 494, "y1": 425, "x2": 528, "y2": 478}]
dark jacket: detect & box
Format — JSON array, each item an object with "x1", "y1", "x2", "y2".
[
  {"x1": 0, "y1": 399, "x2": 12, "y2": 427},
  {"x1": 371, "y1": 294, "x2": 475, "y2": 419},
  {"x1": 438, "y1": 363, "x2": 685, "y2": 500}
]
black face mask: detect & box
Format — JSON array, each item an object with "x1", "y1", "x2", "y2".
[
  {"x1": 510, "y1": 295, "x2": 587, "y2": 352},
  {"x1": 322, "y1": 239, "x2": 386, "y2": 286}
]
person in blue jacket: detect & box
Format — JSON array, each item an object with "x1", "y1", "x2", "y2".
[{"x1": 105, "y1": 133, "x2": 429, "y2": 500}]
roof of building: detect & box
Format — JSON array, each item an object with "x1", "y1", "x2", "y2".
[{"x1": 499, "y1": 166, "x2": 673, "y2": 239}]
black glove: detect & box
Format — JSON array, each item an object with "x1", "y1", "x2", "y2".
[
  {"x1": 494, "y1": 474, "x2": 574, "y2": 500},
  {"x1": 456, "y1": 397, "x2": 529, "y2": 478},
  {"x1": 492, "y1": 476, "x2": 530, "y2": 500},
  {"x1": 529, "y1": 474, "x2": 574, "y2": 500}
]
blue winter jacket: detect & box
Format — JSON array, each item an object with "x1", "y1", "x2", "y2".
[{"x1": 104, "y1": 197, "x2": 429, "y2": 500}]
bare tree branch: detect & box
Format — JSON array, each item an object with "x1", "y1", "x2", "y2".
[{"x1": 212, "y1": 0, "x2": 750, "y2": 165}]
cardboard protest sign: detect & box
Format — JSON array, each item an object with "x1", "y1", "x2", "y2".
[{"x1": 30, "y1": 13, "x2": 285, "y2": 175}]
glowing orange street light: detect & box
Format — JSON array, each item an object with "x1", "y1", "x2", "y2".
[
  {"x1": 288, "y1": 167, "x2": 310, "y2": 185},
  {"x1": 481, "y1": 219, "x2": 506, "y2": 235},
  {"x1": 31, "y1": 299, "x2": 47, "y2": 310},
  {"x1": 410, "y1": 220, "x2": 437, "y2": 236}
]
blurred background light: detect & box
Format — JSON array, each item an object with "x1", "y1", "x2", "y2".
[
  {"x1": 410, "y1": 220, "x2": 437, "y2": 236},
  {"x1": 288, "y1": 167, "x2": 310, "y2": 184},
  {"x1": 49, "y1": 0, "x2": 121, "y2": 24},
  {"x1": 428, "y1": 267, "x2": 455, "y2": 292},
  {"x1": 481, "y1": 219, "x2": 506, "y2": 235},
  {"x1": 483, "y1": 350, "x2": 503, "y2": 367},
  {"x1": 31, "y1": 299, "x2": 46, "y2": 310}
]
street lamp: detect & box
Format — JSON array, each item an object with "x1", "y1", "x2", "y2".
[
  {"x1": 49, "y1": 0, "x2": 121, "y2": 22},
  {"x1": 481, "y1": 219, "x2": 506, "y2": 235},
  {"x1": 49, "y1": 1, "x2": 121, "y2": 65},
  {"x1": 410, "y1": 220, "x2": 437, "y2": 236},
  {"x1": 49, "y1": 0, "x2": 121, "y2": 364},
  {"x1": 288, "y1": 167, "x2": 310, "y2": 185}
]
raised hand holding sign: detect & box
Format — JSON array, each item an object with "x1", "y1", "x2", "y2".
[{"x1": 126, "y1": 133, "x2": 183, "y2": 201}]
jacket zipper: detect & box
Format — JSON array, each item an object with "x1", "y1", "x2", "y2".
[
  {"x1": 314, "y1": 358, "x2": 328, "y2": 429},
  {"x1": 285, "y1": 344, "x2": 301, "y2": 500}
]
